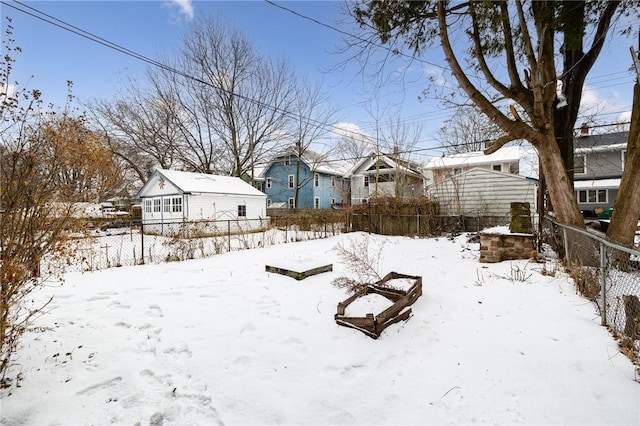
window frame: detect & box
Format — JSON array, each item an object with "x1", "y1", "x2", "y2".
[
  {"x1": 238, "y1": 204, "x2": 247, "y2": 217},
  {"x1": 288, "y1": 174, "x2": 295, "y2": 189},
  {"x1": 266, "y1": 177, "x2": 272, "y2": 189},
  {"x1": 171, "y1": 196, "x2": 183, "y2": 213},
  {"x1": 574, "y1": 155, "x2": 586, "y2": 175}
]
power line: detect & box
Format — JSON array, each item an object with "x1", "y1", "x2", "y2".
[{"x1": 0, "y1": 0, "x2": 370, "y2": 142}]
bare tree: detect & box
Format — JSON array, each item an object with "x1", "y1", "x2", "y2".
[
  {"x1": 166, "y1": 16, "x2": 295, "y2": 177},
  {"x1": 331, "y1": 122, "x2": 373, "y2": 162},
  {"x1": 88, "y1": 78, "x2": 181, "y2": 186},
  {"x1": 379, "y1": 116, "x2": 423, "y2": 199},
  {"x1": 287, "y1": 81, "x2": 339, "y2": 211},
  {"x1": 438, "y1": 106, "x2": 502, "y2": 154}
]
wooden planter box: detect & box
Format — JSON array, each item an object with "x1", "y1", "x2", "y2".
[{"x1": 335, "y1": 272, "x2": 422, "y2": 339}]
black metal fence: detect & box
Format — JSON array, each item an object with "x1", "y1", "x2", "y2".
[
  {"x1": 54, "y1": 217, "x2": 346, "y2": 272},
  {"x1": 541, "y1": 215, "x2": 640, "y2": 364}
]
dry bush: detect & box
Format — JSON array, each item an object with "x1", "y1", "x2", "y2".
[
  {"x1": 1, "y1": 22, "x2": 99, "y2": 386},
  {"x1": 569, "y1": 267, "x2": 601, "y2": 303},
  {"x1": 331, "y1": 235, "x2": 385, "y2": 293}
]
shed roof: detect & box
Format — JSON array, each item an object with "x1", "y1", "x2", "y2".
[
  {"x1": 138, "y1": 169, "x2": 265, "y2": 198},
  {"x1": 426, "y1": 145, "x2": 522, "y2": 169}
]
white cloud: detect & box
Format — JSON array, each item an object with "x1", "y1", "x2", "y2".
[
  {"x1": 165, "y1": 0, "x2": 194, "y2": 21},
  {"x1": 331, "y1": 122, "x2": 373, "y2": 144}
]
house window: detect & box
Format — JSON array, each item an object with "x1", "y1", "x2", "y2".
[
  {"x1": 288, "y1": 197, "x2": 295, "y2": 209},
  {"x1": 267, "y1": 198, "x2": 272, "y2": 207},
  {"x1": 314, "y1": 197, "x2": 320, "y2": 209},
  {"x1": 492, "y1": 164, "x2": 501, "y2": 172},
  {"x1": 144, "y1": 199, "x2": 152, "y2": 213},
  {"x1": 314, "y1": 173, "x2": 319, "y2": 187},
  {"x1": 622, "y1": 150, "x2": 627, "y2": 170},
  {"x1": 288, "y1": 175, "x2": 294, "y2": 189},
  {"x1": 163, "y1": 198, "x2": 171, "y2": 213},
  {"x1": 331, "y1": 176, "x2": 336, "y2": 187},
  {"x1": 331, "y1": 198, "x2": 336, "y2": 205},
  {"x1": 238, "y1": 205, "x2": 246, "y2": 217},
  {"x1": 577, "y1": 189, "x2": 607, "y2": 204},
  {"x1": 284, "y1": 155, "x2": 291, "y2": 166},
  {"x1": 364, "y1": 176, "x2": 369, "y2": 187},
  {"x1": 266, "y1": 177, "x2": 272, "y2": 189},
  {"x1": 574, "y1": 155, "x2": 586, "y2": 174},
  {"x1": 255, "y1": 182, "x2": 263, "y2": 192},
  {"x1": 171, "y1": 197, "x2": 182, "y2": 213},
  {"x1": 153, "y1": 198, "x2": 161, "y2": 213}
]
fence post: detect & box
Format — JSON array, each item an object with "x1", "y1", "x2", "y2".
[
  {"x1": 562, "y1": 226, "x2": 569, "y2": 262},
  {"x1": 599, "y1": 242, "x2": 607, "y2": 326},
  {"x1": 140, "y1": 222, "x2": 145, "y2": 265}
]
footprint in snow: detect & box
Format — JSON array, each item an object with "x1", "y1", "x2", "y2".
[{"x1": 147, "y1": 304, "x2": 164, "y2": 317}]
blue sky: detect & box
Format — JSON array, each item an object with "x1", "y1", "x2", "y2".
[{"x1": 1, "y1": 1, "x2": 637, "y2": 162}]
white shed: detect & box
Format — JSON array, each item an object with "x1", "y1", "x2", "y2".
[
  {"x1": 426, "y1": 168, "x2": 538, "y2": 217},
  {"x1": 136, "y1": 169, "x2": 268, "y2": 235}
]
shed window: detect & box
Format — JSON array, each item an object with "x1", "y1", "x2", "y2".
[
  {"x1": 144, "y1": 199, "x2": 152, "y2": 213},
  {"x1": 171, "y1": 197, "x2": 182, "y2": 213},
  {"x1": 163, "y1": 198, "x2": 171, "y2": 213},
  {"x1": 238, "y1": 205, "x2": 246, "y2": 217},
  {"x1": 153, "y1": 198, "x2": 161, "y2": 213},
  {"x1": 492, "y1": 164, "x2": 501, "y2": 172}
]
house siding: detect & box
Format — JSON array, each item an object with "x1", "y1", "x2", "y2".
[
  {"x1": 428, "y1": 168, "x2": 537, "y2": 217},
  {"x1": 264, "y1": 154, "x2": 346, "y2": 209}
]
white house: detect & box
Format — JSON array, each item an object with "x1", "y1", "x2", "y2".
[
  {"x1": 425, "y1": 144, "x2": 539, "y2": 184},
  {"x1": 427, "y1": 168, "x2": 538, "y2": 217},
  {"x1": 136, "y1": 169, "x2": 267, "y2": 235},
  {"x1": 347, "y1": 149, "x2": 426, "y2": 204}
]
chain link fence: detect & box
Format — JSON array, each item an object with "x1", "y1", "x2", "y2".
[
  {"x1": 541, "y1": 215, "x2": 640, "y2": 364},
  {"x1": 50, "y1": 217, "x2": 346, "y2": 273}
]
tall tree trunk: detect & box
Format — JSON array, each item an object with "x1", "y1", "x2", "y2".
[
  {"x1": 607, "y1": 82, "x2": 640, "y2": 247},
  {"x1": 537, "y1": 132, "x2": 585, "y2": 228}
]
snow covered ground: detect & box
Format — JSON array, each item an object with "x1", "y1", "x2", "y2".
[{"x1": 1, "y1": 232, "x2": 639, "y2": 425}]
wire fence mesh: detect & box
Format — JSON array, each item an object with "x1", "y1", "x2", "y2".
[
  {"x1": 48, "y1": 217, "x2": 346, "y2": 273},
  {"x1": 541, "y1": 215, "x2": 640, "y2": 364}
]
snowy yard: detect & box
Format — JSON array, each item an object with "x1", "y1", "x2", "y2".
[{"x1": 1, "y1": 232, "x2": 638, "y2": 425}]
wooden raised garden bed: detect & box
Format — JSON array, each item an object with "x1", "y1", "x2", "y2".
[
  {"x1": 335, "y1": 272, "x2": 422, "y2": 339},
  {"x1": 265, "y1": 258, "x2": 333, "y2": 281}
]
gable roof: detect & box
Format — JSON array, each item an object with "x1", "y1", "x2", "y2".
[
  {"x1": 260, "y1": 148, "x2": 352, "y2": 178},
  {"x1": 346, "y1": 149, "x2": 424, "y2": 178},
  {"x1": 137, "y1": 169, "x2": 266, "y2": 198},
  {"x1": 575, "y1": 131, "x2": 628, "y2": 149}
]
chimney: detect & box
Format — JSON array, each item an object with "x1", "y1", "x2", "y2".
[{"x1": 580, "y1": 123, "x2": 589, "y2": 136}]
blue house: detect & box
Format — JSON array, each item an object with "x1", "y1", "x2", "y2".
[{"x1": 260, "y1": 149, "x2": 351, "y2": 209}]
